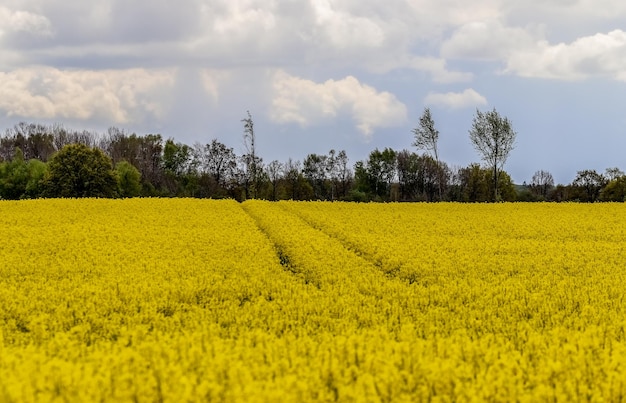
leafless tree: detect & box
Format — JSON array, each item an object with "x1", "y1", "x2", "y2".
[
  {"x1": 266, "y1": 160, "x2": 283, "y2": 201},
  {"x1": 530, "y1": 170, "x2": 554, "y2": 199}
]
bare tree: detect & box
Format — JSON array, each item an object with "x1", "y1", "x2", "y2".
[
  {"x1": 266, "y1": 160, "x2": 283, "y2": 201},
  {"x1": 283, "y1": 158, "x2": 307, "y2": 200},
  {"x1": 469, "y1": 108, "x2": 517, "y2": 201},
  {"x1": 530, "y1": 170, "x2": 555, "y2": 199},
  {"x1": 605, "y1": 167, "x2": 625, "y2": 181}
]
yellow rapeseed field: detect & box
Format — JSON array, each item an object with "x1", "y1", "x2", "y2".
[{"x1": 1, "y1": 199, "x2": 625, "y2": 402}]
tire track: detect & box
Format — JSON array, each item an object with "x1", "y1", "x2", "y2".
[{"x1": 275, "y1": 202, "x2": 406, "y2": 280}]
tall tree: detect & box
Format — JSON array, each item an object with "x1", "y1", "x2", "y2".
[
  {"x1": 334, "y1": 150, "x2": 352, "y2": 199},
  {"x1": 242, "y1": 111, "x2": 260, "y2": 199},
  {"x1": 469, "y1": 108, "x2": 517, "y2": 201},
  {"x1": 44, "y1": 143, "x2": 118, "y2": 198},
  {"x1": 412, "y1": 107, "x2": 442, "y2": 199}
]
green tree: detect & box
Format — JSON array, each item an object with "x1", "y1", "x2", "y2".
[
  {"x1": 163, "y1": 139, "x2": 192, "y2": 177},
  {"x1": 469, "y1": 108, "x2": 517, "y2": 201},
  {"x1": 0, "y1": 148, "x2": 47, "y2": 199},
  {"x1": 458, "y1": 163, "x2": 489, "y2": 202},
  {"x1": 0, "y1": 148, "x2": 29, "y2": 199},
  {"x1": 24, "y1": 159, "x2": 48, "y2": 198},
  {"x1": 116, "y1": 161, "x2": 142, "y2": 198},
  {"x1": 45, "y1": 143, "x2": 118, "y2": 198},
  {"x1": 572, "y1": 169, "x2": 606, "y2": 202},
  {"x1": 600, "y1": 175, "x2": 626, "y2": 202},
  {"x1": 485, "y1": 169, "x2": 516, "y2": 201},
  {"x1": 354, "y1": 148, "x2": 398, "y2": 200}
]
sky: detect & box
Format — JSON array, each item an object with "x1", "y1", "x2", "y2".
[{"x1": 1, "y1": 0, "x2": 625, "y2": 185}]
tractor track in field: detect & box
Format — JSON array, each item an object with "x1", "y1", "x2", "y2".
[
  {"x1": 272, "y1": 203, "x2": 405, "y2": 280},
  {"x1": 240, "y1": 202, "x2": 324, "y2": 289}
]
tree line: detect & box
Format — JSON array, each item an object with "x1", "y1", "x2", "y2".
[{"x1": 0, "y1": 111, "x2": 624, "y2": 202}]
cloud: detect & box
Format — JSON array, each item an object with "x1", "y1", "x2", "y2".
[
  {"x1": 270, "y1": 70, "x2": 407, "y2": 140},
  {"x1": 0, "y1": 6, "x2": 52, "y2": 37},
  {"x1": 0, "y1": 67, "x2": 175, "y2": 123},
  {"x1": 441, "y1": 19, "x2": 539, "y2": 61},
  {"x1": 310, "y1": 0, "x2": 385, "y2": 49},
  {"x1": 0, "y1": 1, "x2": 503, "y2": 79},
  {"x1": 424, "y1": 89, "x2": 488, "y2": 109},
  {"x1": 504, "y1": 29, "x2": 626, "y2": 81}
]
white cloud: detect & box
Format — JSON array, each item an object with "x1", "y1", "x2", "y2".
[
  {"x1": 310, "y1": 0, "x2": 385, "y2": 49},
  {"x1": 0, "y1": 67, "x2": 175, "y2": 123},
  {"x1": 424, "y1": 89, "x2": 487, "y2": 109},
  {"x1": 270, "y1": 70, "x2": 407, "y2": 140},
  {"x1": 505, "y1": 29, "x2": 626, "y2": 81},
  {"x1": 441, "y1": 19, "x2": 539, "y2": 61},
  {"x1": 211, "y1": 2, "x2": 277, "y2": 36},
  {"x1": 0, "y1": 6, "x2": 52, "y2": 37}
]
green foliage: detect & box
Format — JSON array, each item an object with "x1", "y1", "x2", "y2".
[
  {"x1": 455, "y1": 164, "x2": 516, "y2": 202},
  {"x1": 163, "y1": 139, "x2": 191, "y2": 177},
  {"x1": 0, "y1": 148, "x2": 28, "y2": 199},
  {"x1": 44, "y1": 144, "x2": 118, "y2": 198},
  {"x1": 24, "y1": 159, "x2": 48, "y2": 198},
  {"x1": 358, "y1": 148, "x2": 397, "y2": 200},
  {"x1": 0, "y1": 148, "x2": 48, "y2": 199},
  {"x1": 488, "y1": 170, "x2": 516, "y2": 201},
  {"x1": 599, "y1": 176, "x2": 626, "y2": 202},
  {"x1": 115, "y1": 161, "x2": 142, "y2": 198},
  {"x1": 0, "y1": 120, "x2": 623, "y2": 203}
]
